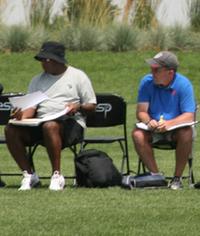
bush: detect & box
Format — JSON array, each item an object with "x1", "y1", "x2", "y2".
[
  {"x1": 0, "y1": 26, "x2": 7, "y2": 52},
  {"x1": 189, "y1": 0, "x2": 200, "y2": 32},
  {"x1": 169, "y1": 25, "x2": 193, "y2": 50},
  {"x1": 27, "y1": 26, "x2": 50, "y2": 51},
  {"x1": 60, "y1": 26, "x2": 78, "y2": 51},
  {"x1": 0, "y1": 22, "x2": 199, "y2": 53},
  {"x1": 186, "y1": 31, "x2": 200, "y2": 51},
  {"x1": 60, "y1": 24, "x2": 105, "y2": 51},
  {"x1": 150, "y1": 27, "x2": 170, "y2": 50},
  {"x1": 137, "y1": 26, "x2": 169, "y2": 51},
  {"x1": 1, "y1": 26, "x2": 29, "y2": 52},
  {"x1": 106, "y1": 24, "x2": 138, "y2": 52}
]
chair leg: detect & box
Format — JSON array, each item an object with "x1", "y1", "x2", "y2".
[
  {"x1": 188, "y1": 145, "x2": 195, "y2": 186},
  {"x1": 70, "y1": 144, "x2": 79, "y2": 184},
  {"x1": 0, "y1": 176, "x2": 6, "y2": 187},
  {"x1": 124, "y1": 145, "x2": 130, "y2": 175},
  {"x1": 137, "y1": 159, "x2": 147, "y2": 175},
  {"x1": 137, "y1": 159, "x2": 142, "y2": 175},
  {"x1": 118, "y1": 140, "x2": 130, "y2": 175},
  {"x1": 188, "y1": 158, "x2": 195, "y2": 185}
]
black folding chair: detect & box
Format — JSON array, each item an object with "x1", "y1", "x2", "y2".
[
  {"x1": 0, "y1": 92, "x2": 80, "y2": 181},
  {"x1": 0, "y1": 93, "x2": 24, "y2": 179},
  {"x1": 81, "y1": 93, "x2": 130, "y2": 175},
  {"x1": 1, "y1": 95, "x2": 85, "y2": 186},
  {"x1": 137, "y1": 124, "x2": 197, "y2": 186}
]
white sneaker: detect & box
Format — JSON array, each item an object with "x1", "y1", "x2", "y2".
[
  {"x1": 49, "y1": 171, "x2": 65, "y2": 191},
  {"x1": 18, "y1": 171, "x2": 40, "y2": 191}
]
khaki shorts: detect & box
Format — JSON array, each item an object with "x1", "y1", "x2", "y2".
[
  {"x1": 151, "y1": 131, "x2": 176, "y2": 149},
  {"x1": 151, "y1": 126, "x2": 195, "y2": 149}
]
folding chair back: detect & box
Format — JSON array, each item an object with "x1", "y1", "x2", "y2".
[
  {"x1": 0, "y1": 94, "x2": 19, "y2": 125},
  {"x1": 0, "y1": 93, "x2": 24, "y2": 139},
  {"x1": 0, "y1": 93, "x2": 24, "y2": 177},
  {"x1": 82, "y1": 93, "x2": 130, "y2": 175},
  {"x1": 86, "y1": 93, "x2": 126, "y2": 127}
]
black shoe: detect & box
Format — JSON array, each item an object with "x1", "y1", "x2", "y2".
[{"x1": 194, "y1": 182, "x2": 200, "y2": 189}]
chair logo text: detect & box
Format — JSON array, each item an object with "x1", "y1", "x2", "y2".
[
  {"x1": 96, "y1": 103, "x2": 112, "y2": 118},
  {"x1": 0, "y1": 102, "x2": 12, "y2": 111}
]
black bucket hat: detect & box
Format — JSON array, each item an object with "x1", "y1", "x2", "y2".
[{"x1": 34, "y1": 41, "x2": 67, "y2": 64}]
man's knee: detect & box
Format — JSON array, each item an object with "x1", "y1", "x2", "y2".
[
  {"x1": 5, "y1": 124, "x2": 29, "y2": 145},
  {"x1": 132, "y1": 128, "x2": 149, "y2": 144},
  {"x1": 42, "y1": 121, "x2": 61, "y2": 135},
  {"x1": 176, "y1": 127, "x2": 193, "y2": 143},
  {"x1": 5, "y1": 124, "x2": 17, "y2": 138}
]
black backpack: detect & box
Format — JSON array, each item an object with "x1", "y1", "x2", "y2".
[{"x1": 74, "y1": 149, "x2": 122, "y2": 187}]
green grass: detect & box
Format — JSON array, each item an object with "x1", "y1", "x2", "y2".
[
  {"x1": 1, "y1": 187, "x2": 200, "y2": 236},
  {"x1": 2, "y1": 51, "x2": 200, "y2": 103},
  {"x1": 1, "y1": 51, "x2": 200, "y2": 236}
]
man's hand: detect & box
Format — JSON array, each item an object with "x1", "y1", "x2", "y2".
[
  {"x1": 10, "y1": 107, "x2": 22, "y2": 120},
  {"x1": 67, "y1": 103, "x2": 96, "y2": 116},
  {"x1": 156, "y1": 119, "x2": 168, "y2": 132},
  {"x1": 10, "y1": 107, "x2": 36, "y2": 120},
  {"x1": 147, "y1": 119, "x2": 168, "y2": 132},
  {"x1": 67, "y1": 103, "x2": 80, "y2": 115},
  {"x1": 147, "y1": 119, "x2": 159, "y2": 130}
]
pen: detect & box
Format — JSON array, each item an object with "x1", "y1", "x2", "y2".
[
  {"x1": 10, "y1": 111, "x2": 17, "y2": 118},
  {"x1": 10, "y1": 108, "x2": 19, "y2": 118},
  {"x1": 159, "y1": 115, "x2": 164, "y2": 123}
]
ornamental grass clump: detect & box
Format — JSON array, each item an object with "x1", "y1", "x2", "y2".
[{"x1": 106, "y1": 24, "x2": 138, "y2": 52}]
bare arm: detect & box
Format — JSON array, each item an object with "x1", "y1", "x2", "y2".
[
  {"x1": 136, "y1": 102, "x2": 152, "y2": 124},
  {"x1": 157, "y1": 112, "x2": 194, "y2": 132},
  {"x1": 79, "y1": 103, "x2": 96, "y2": 114},
  {"x1": 67, "y1": 103, "x2": 96, "y2": 115},
  {"x1": 136, "y1": 102, "x2": 194, "y2": 132},
  {"x1": 136, "y1": 102, "x2": 160, "y2": 130}
]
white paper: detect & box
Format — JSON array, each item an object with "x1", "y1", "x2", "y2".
[
  {"x1": 136, "y1": 121, "x2": 198, "y2": 131},
  {"x1": 135, "y1": 122, "x2": 149, "y2": 130},
  {"x1": 9, "y1": 107, "x2": 70, "y2": 126},
  {"x1": 8, "y1": 91, "x2": 48, "y2": 110},
  {"x1": 167, "y1": 121, "x2": 198, "y2": 130}
]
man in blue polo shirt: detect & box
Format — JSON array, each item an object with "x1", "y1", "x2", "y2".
[{"x1": 132, "y1": 51, "x2": 195, "y2": 190}]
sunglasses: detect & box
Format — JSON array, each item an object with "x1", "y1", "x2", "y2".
[{"x1": 151, "y1": 67, "x2": 169, "y2": 73}]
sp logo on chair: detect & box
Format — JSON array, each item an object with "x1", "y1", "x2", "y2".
[
  {"x1": 96, "y1": 103, "x2": 112, "y2": 118},
  {"x1": 0, "y1": 101, "x2": 12, "y2": 111}
]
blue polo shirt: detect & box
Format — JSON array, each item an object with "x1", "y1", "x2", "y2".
[{"x1": 137, "y1": 72, "x2": 195, "y2": 121}]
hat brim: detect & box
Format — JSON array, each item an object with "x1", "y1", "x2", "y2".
[
  {"x1": 145, "y1": 58, "x2": 162, "y2": 68},
  {"x1": 34, "y1": 52, "x2": 66, "y2": 64}
]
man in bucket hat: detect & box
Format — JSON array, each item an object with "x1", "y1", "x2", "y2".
[
  {"x1": 35, "y1": 41, "x2": 67, "y2": 64},
  {"x1": 132, "y1": 51, "x2": 195, "y2": 190},
  {"x1": 5, "y1": 41, "x2": 96, "y2": 191}
]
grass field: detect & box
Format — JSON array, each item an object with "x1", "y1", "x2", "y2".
[{"x1": 0, "y1": 51, "x2": 200, "y2": 236}]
